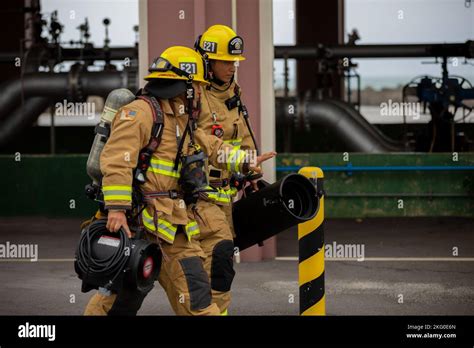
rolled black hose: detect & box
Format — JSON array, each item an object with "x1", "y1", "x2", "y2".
[{"x1": 76, "y1": 219, "x2": 131, "y2": 288}]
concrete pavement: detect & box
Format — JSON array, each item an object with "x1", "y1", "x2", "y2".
[{"x1": 0, "y1": 216, "x2": 472, "y2": 315}]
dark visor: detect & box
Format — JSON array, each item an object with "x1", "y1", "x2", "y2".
[{"x1": 148, "y1": 57, "x2": 192, "y2": 79}]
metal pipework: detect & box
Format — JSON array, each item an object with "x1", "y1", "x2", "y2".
[
  {"x1": 275, "y1": 40, "x2": 474, "y2": 59},
  {"x1": 0, "y1": 70, "x2": 137, "y2": 149},
  {"x1": 0, "y1": 97, "x2": 52, "y2": 148},
  {"x1": 0, "y1": 70, "x2": 135, "y2": 121},
  {"x1": 276, "y1": 97, "x2": 406, "y2": 153},
  {"x1": 0, "y1": 47, "x2": 137, "y2": 64}
]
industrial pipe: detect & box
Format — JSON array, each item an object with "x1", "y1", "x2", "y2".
[
  {"x1": 0, "y1": 47, "x2": 137, "y2": 64},
  {"x1": 275, "y1": 41, "x2": 474, "y2": 59},
  {"x1": 325, "y1": 99, "x2": 405, "y2": 148},
  {"x1": 0, "y1": 70, "x2": 136, "y2": 148},
  {"x1": 0, "y1": 71, "x2": 133, "y2": 121},
  {"x1": 0, "y1": 97, "x2": 52, "y2": 147},
  {"x1": 59, "y1": 47, "x2": 137, "y2": 62},
  {"x1": 276, "y1": 97, "x2": 405, "y2": 153}
]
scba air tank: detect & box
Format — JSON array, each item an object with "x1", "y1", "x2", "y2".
[{"x1": 86, "y1": 88, "x2": 135, "y2": 185}]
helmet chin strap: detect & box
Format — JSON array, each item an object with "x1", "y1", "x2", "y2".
[{"x1": 210, "y1": 73, "x2": 234, "y2": 91}]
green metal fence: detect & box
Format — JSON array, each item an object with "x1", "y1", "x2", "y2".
[
  {"x1": 277, "y1": 153, "x2": 474, "y2": 218},
  {"x1": 1, "y1": 153, "x2": 473, "y2": 218},
  {"x1": 2, "y1": 155, "x2": 95, "y2": 217}
]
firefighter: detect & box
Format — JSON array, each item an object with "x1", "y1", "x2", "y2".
[
  {"x1": 83, "y1": 46, "x2": 272, "y2": 316},
  {"x1": 190, "y1": 24, "x2": 274, "y2": 314}
]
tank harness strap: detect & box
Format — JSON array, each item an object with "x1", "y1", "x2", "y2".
[
  {"x1": 226, "y1": 84, "x2": 260, "y2": 155},
  {"x1": 133, "y1": 95, "x2": 164, "y2": 184}
]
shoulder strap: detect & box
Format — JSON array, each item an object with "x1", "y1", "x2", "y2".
[
  {"x1": 136, "y1": 95, "x2": 164, "y2": 129},
  {"x1": 233, "y1": 84, "x2": 241, "y2": 97},
  {"x1": 133, "y1": 95, "x2": 164, "y2": 184},
  {"x1": 173, "y1": 86, "x2": 202, "y2": 171},
  {"x1": 229, "y1": 85, "x2": 260, "y2": 155}
]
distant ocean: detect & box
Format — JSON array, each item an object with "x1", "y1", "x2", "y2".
[{"x1": 274, "y1": 75, "x2": 474, "y2": 92}]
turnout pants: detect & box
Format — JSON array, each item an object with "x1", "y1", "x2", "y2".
[{"x1": 160, "y1": 200, "x2": 236, "y2": 315}]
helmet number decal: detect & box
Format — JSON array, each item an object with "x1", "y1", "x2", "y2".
[
  {"x1": 202, "y1": 41, "x2": 217, "y2": 53},
  {"x1": 179, "y1": 62, "x2": 197, "y2": 75}
]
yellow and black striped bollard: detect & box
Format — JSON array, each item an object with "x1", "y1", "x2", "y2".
[{"x1": 298, "y1": 167, "x2": 325, "y2": 315}]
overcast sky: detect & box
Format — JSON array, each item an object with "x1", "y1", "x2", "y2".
[
  {"x1": 345, "y1": 0, "x2": 474, "y2": 80},
  {"x1": 41, "y1": 0, "x2": 138, "y2": 47},
  {"x1": 42, "y1": 0, "x2": 473, "y2": 87}
]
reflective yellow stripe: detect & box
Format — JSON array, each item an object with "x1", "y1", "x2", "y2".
[
  {"x1": 221, "y1": 309, "x2": 228, "y2": 316},
  {"x1": 226, "y1": 148, "x2": 246, "y2": 173},
  {"x1": 226, "y1": 149, "x2": 237, "y2": 172},
  {"x1": 204, "y1": 186, "x2": 229, "y2": 203},
  {"x1": 150, "y1": 158, "x2": 181, "y2": 168},
  {"x1": 207, "y1": 192, "x2": 227, "y2": 201},
  {"x1": 148, "y1": 158, "x2": 181, "y2": 178},
  {"x1": 185, "y1": 221, "x2": 200, "y2": 240},
  {"x1": 102, "y1": 185, "x2": 132, "y2": 191},
  {"x1": 102, "y1": 185, "x2": 132, "y2": 202},
  {"x1": 206, "y1": 187, "x2": 235, "y2": 203},
  {"x1": 160, "y1": 218, "x2": 176, "y2": 230},
  {"x1": 224, "y1": 138, "x2": 242, "y2": 145},
  {"x1": 186, "y1": 221, "x2": 198, "y2": 230},
  {"x1": 234, "y1": 149, "x2": 246, "y2": 172},
  {"x1": 147, "y1": 167, "x2": 180, "y2": 178},
  {"x1": 142, "y1": 219, "x2": 174, "y2": 242},
  {"x1": 142, "y1": 209, "x2": 177, "y2": 243},
  {"x1": 207, "y1": 194, "x2": 230, "y2": 203},
  {"x1": 224, "y1": 138, "x2": 242, "y2": 151},
  {"x1": 104, "y1": 195, "x2": 132, "y2": 201}
]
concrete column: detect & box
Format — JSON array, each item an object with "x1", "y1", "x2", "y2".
[
  {"x1": 138, "y1": 0, "x2": 148, "y2": 87},
  {"x1": 259, "y1": 0, "x2": 276, "y2": 260}
]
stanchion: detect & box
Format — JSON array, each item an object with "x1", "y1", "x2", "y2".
[{"x1": 298, "y1": 167, "x2": 325, "y2": 315}]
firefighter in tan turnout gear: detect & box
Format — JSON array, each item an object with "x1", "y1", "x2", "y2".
[
  {"x1": 83, "y1": 46, "x2": 270, "y2": 316},
  {"x1": 185, "y1": 24, "x2": 275, "y2": 315}
]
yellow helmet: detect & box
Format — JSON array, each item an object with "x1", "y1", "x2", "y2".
[
  {"x1": 145, "y1": 46, "x2": 209, "y2": 84},
  {"x1": 195, "y1": 24, "x2": 246, "y2": 61}
]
